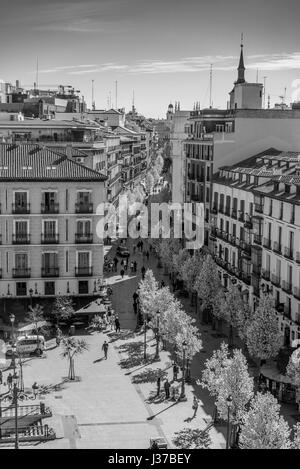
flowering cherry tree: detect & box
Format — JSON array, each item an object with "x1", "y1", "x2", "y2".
[
  {"x1": 201, "y1": 342, "x2": 231, "y2": 398},
  {"x1": 239, "y1": 392, "x2": 291, "y2": 449},
  {"x1": 222, "y1": 283, "x2": 246, "y2": 347},
  {"x1": 138, "y1": 269, "x2": 159, "y2": 318}
]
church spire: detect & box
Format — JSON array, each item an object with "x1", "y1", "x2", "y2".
[{"x1": 236, "y1": 33, "x2": 245, "y2": 84}]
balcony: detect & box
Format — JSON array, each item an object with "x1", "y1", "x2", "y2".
[
  {"x1": 244, "y1": 215, "x2": 253, "y2": 229},
  {"x1": 263, "y1": 238, "x2": 271, "y2": 249},
  {"x1": 12, "y1": 268, "x2": 31, "y2": 278},
  {"x1": 191, "y1": 194, "x2": 201, "y2": 202},
  {"x1": 273, "y1": 241, "x2": 282, "y2": 254},
  {"x1": 228, "y1": 234, "x2": 237, "y2": 246},
  {"x1": 75, "y1": 266, "x2": 93, "y2": 277},
  {"x1": 282, "y1": 280, "x2": 292, "y2": 294},
  {"x1": 225, "y1": 207, "x2": 231, "y2": 216},
  {"x1": 75, "y1": 233, "x2": 93, "y2": 244},
  {"x1": 12, "y1": 203, "x2": 30, "y2": 214},
  {"x1": 238, "y1": 212, "x2": 245, "y2": 222},
  {"x1": 211, "y1": 205, "x2": 218, "y2": 215},
  {"x1": 41, "y1": 234, "x2": 59, "y2": 244},
  {"x1": 75, "y1": 202, "x2": 93, "y2": 214},
  {"x1": 271, "y1": 274, "x2": 281, "y2": 287},
  {"x1": 262, "y1": 269, "x2": 270, "y2": 281},
  {"x1": 231, "y1": 209, "x2": 237, "y2": 219},
  {"x1": 293, "y1": 287, "x2": 300, "y2": 300},
  {"x1": 42, "y1": 267, "x2": 59, "y2": 277},
  {"x1": 284, "y1": 305, "x2": 291, "y2": 319},
  {"x1": 41, "y1": 203, "x2": 59, "y2": 214},
  {"x1": 239, "y1": 240, "x2": 251, "y2": 256},
  {"x1": 284, "y1": 247, "x2": 294, "y2": 260},
  {"x1": 12, "y1": 234, "x2": 30, "y2": 244},
  {"x1": 254, "y1": 203, "x2": 263, "y2": 213},
  {"x1": 296, "y1": 252, "x2": 300, "y2": 264},
  {"x1": 253, "y1": 234, "x2": 262, "y2": 245},
  {"x1": 241, "y1": 272, "x2": 251, "y2": 285}
]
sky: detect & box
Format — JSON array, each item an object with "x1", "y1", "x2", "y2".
[{"x1": 2, "y1": 0, "x2": 300, "y2": 117}]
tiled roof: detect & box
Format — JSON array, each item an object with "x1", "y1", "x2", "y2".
[
  {"x1": 0, "y1": 143, "x2": 107, "y2": 181},
  {"x1": 50, "y1": 146, "x2": 89, "y2": 158}
]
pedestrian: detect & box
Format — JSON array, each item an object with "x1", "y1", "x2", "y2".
[
  {"x1": 102, "y1": 340, "x2": 109, "y2": 359},
  {"x1": 124, "y1": 259, "x2": 128, "y2": 271},
  {"x1": 133, "y1": 260, "x2": 137, "y2": 272},
  {"x1": 130, "y1": 261, "x2": 134, "y2": 272},
  {"x1": 115, "y1": 317, "x2": 121, "y2": 332},
  {"x1": 133, "y1": 291, "x2": 139, "y2": 303},
  {"x1": 173, "y1": 362, "x2": 179, "y2": 381},
  {"x1": 146, "y1": 251, "x2": 150, "y2": 262},
  {"x1": 140, "y1": 240, "x2": 144, "y2": 252},
  {"x1": 56, "y1": 327, "x2": 62, "y2": 346},
  {"x1": 120, "y1": 268, "x2": 125, "y2": 279},
  {"x1": 114, "y1": 256, "x2": 118, "y2": 272},
  {"x1": 164, "y1": 379, "x2": 170, "y2": 399},
  {"x1": 133, "y1": 244, "x2": 137, "y2": 254},
  {"x1": 32, "y1": 381, "x2": 39, "y2": 398},
  {"x1": 156, "y1": 374, "x2": 161, "y2": 396},
  {"x1": 7, "y1": 372, "x2": 12, "y2": 391},
  {"x1": 160, "y1": 280, "x2": 165, "y2": 288},
  {"x1": 120, "y1": 259, "x2": 124, "y2": 267},
  {"x1": 141, "y1": 266, "x2": 146, "y2": 279},
  {"x1": 133, "y1": 302, "x2": 138, "y2": 315},
  {"x1": 192, "y1": 396, "x2": 199, "y2": 418}
]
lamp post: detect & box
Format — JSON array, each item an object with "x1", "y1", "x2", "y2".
[
  {"x1": 179, "y1": 340, "x2": 188, "y2": 401},
  {"x1": 143, "y1": 315, "x2": 147, "y2": 361},
  {"x1": 9, "y1": 313, "x2": 16, "y2": 371},
  {"x1": 154, "y1": 310, "x2": 160, "y2": 361},
  {"x1": 29, "y1": 288, "x2": 33, "y2": 308},
  {"x1": 226, "y1": 394, "x2": 233, "y2": 449}
]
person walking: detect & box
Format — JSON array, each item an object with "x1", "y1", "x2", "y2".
[
  {"x1": 146, "y1": 251, "x2": 150, "y2": 262},
  {"x1": 141, "y1": 266, "x2": 146, "y2": 280},
  {"x1": 115, "y1": 317, "x2": 121, "y2": 333},
  {"x1": 102, "y1": 341, "x2": 109, "y2": 359},
  {"x1": 192, "y1": 396, "x2": 199, "y2": 418},
  {"x1": 164, "y1": 379, "x2": 170, "y2": 399},
  {"x1": 130, "y1": 261, "x2": 134, "y2": 273},
  {"x1": 133, "y1": 244, "x2": 137, "y2": 254},
  {"x1": 123, "y1": 259, "x2": 128, "y2": 271},
  {"x1": 7, "y1": 372, "x2": 13, "y2": 391},
  {"x1": 172, "y1": 362, "x2": 179, "y2": 381},
  {"x1": 156, "y1": 374, "x2": 161, "y2": 396},
  {"x1": 133, "y1": 260, "x2": 137, "y2": 272},
  {"x1": 114, "y1": 256, "x2": 118, "y2": 272},
  {"x1": 120, "y1": 268, "x2": 125, "y2": 279}
]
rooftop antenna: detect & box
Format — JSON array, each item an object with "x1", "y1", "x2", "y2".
[
  {"x1": 132, "y1": 89, "x2": 135, "y2": 109},
  {"x1": 268, "y1": 94, "x2": 270, "y2": 109},
  {"x1": 263, "y1": 76, "x2": 267, "y2": 108},
  {"x1": 91, "y1": 80, "x2": 95, "y2": 110},
  {"x1": 209, "y1": 64, "x2": 213, "y2": 109},
  {"x1": 256, "y1": 69, "x2": 259, "y2": 83},
  {"x1": 115, "y1": 80, "x2": 118, "y2": 110}
]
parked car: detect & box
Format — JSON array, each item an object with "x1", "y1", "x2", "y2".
[
  {"x1": 6, "y1": 335, "x2": 45, "y2": 357},
  {"x1": 116, "y1": 246, "x2": 130, "y2": 257}
]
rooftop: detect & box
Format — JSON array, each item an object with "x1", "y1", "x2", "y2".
[{"x1": 0, "y1": 143, "x2": 107, "y2": 181}]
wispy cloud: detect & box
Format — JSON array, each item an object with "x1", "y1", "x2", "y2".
[{"x1": 38, "y1": 52, "x2": 300, "y2": 77}]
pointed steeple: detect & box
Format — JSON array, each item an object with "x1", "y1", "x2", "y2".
[{"x1": 236, "y1": 33, "x2": 245, "y2": 84}]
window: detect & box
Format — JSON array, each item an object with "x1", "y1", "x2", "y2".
[
  {"x1": 78, "y1": 281, "x2": 89, "y2": 294},
  {"x1": 15, "y1": 253, "x2": 28, "y2": 270},
  {"x1": 43, "y1": 220, "x2": 57, "y2": 236},
  {"x1": 77, "y1": 220, "x2": 91, "y2": 235},
  {"x1": 14, "y1": 191, "x2": 27, "y2": 208},
  {"x1": 42, "y1": 192, "x2": 57, "y2": 212},
  {"x1": 16, "y1": 282, "x2": 27, "y2": 296},
  {"x1": 15, "y1": 220, "x2": 28, "y2": 235},
  {"x1": 44, "y1": 282, "x2": 55, "y2": 295}
]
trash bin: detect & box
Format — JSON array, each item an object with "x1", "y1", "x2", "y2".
[{"x1": 69, "y1": 325, "x2": 75, "y2": 336}]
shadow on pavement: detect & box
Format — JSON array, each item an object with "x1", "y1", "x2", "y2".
[{"x1": 132, "y1": 367, "x2": 168, "y2": 384}]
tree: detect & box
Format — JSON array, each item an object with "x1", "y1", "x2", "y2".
[
  {"x1": 26, "y1": 304, "x2": 47, "y2": 352},
  {"x1": 246, "y1": 295, "x2": 282, "y2": 374},
  {"x1": 174, "y1": 318, "x2": 202, "y2": 378},
  {"x1": 145, "y1": 172, "x2": 154, "y2": 194},
  {"x1": 60, "y1": 337, "x2": 89, "y2": 380},
  {"x1": 172, "y1": 428, "x2": 211, "y2": 449},
  {"x1": 138, "y1": 269, "x2": 159, "y2": 318},
  {"x1": 195, "y1": 255, "x2": 225, "y2": 328},
  {"x1": 157, "y1": 238, "x2": 181, "y2": 273},
  {"x1": 201, "y1": 342, "x2": 231, "y2": 399},
  {"x1": 292, "y1": 423, "x2": 300, "y2": 449},
  {"x1": 239, "y1": 392, "x2": 291, "y2": 449},
  {"x1": 215, "y1": 349, "x2": 254, "y2": 429},
  {"x1": 179, "y1": 251, "x2": 203, "y2": 308},
  {"x1": 50, "y1": 296, "x2": 75, "y2": 325},
  {"x1": 222, "y1": 283, "x2": 246, "y2": 347},
  {"x1": 172, "y1": 249, "x2": 191, "y2": 279}
]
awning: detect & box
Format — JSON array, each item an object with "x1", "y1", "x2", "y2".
[
  {"x1": 74, "y1": 300, "x2": 107, "y2": 316},
  {"x1": 17, "y1": 321, "x2": 50, "y2": 332}
]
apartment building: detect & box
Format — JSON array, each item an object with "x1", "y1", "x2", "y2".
[
  {"x1": 0, "y1": 143, "x2": 107, "y2": 318},
  {"x1": 210, "y1": 149, "x2": 300, "y2": 345}
]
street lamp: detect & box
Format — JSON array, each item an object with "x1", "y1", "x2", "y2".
[
  {"x1": 29, "y1": 288, "x2": 33, "y2": 308},
  {"x1": 154, "y1": 310, "x2": 160, "y2": 361},
  {"x1": 143, "y1": 315, "x2": 147, "y2": 361},
  {"x1": 179, "y1": 340, "x2": 188, "y2": 401},
  {"x1": 226, "y1": 394, "x2": 233, "y2": 449},
  {"x1": 1, "y1": 371, "x2": 36, "y2": 450},
  {"x1": 9, "y1": 313, "x2": 16, "y2": 371}
]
